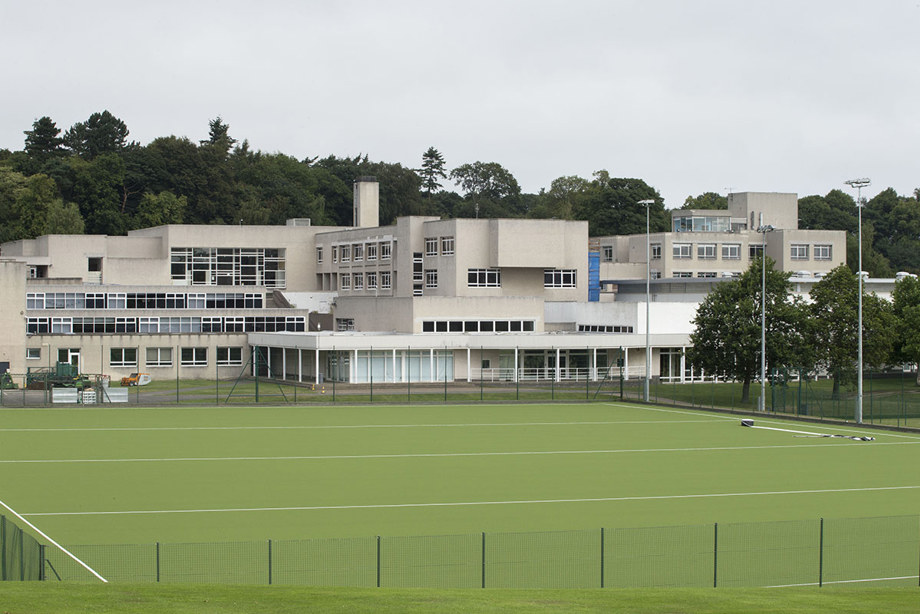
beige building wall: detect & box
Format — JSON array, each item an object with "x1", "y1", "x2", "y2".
[
  {"x1": 0, "y1": 261, "x2": 27, "y2": 374},
  {"x1": 728, "y1": 192, "x2": 798, "y2": 230}
]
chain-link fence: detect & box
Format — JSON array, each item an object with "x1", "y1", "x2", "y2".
[
  {"x1": 3, "y1": 368, "x2": 920, "y2": 430},
  {"x1": 43, "y1": 515, "x2": 920, "y2": 588}
]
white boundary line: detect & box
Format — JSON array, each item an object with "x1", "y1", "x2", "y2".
[
  {"x1": 767, "y1": 575, "x2": 918, "y2": 588},
  {"x1": 0, "y1": 418, "x2": 724, "y2": 433},
  {"x1": 2, "y1": 440, "x2": 918, "y2": 465},
  {"x1": 22, "y1": 485, "x2": 920, "y2": 517},
  {"x1": 0, "y1": 498, "x2": 107, "y2": 583}
]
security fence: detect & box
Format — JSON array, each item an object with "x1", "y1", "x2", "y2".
[
  {"x1": 3, "y1": 368, "x2": 920, "y2": 430},
  {"x1": 43, "y1": 515, "x2": 920, "y2": 588},
  {"x1": 1, "y1": 514, "x2": 45, "y2": 581}
]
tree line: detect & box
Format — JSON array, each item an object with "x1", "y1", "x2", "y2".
[
  {"x1": 1, "y1": 110, "x2": 918, "y2": 275},
  {"x1": 689, "y1": 260, "x2": 920, "y2": 401}
]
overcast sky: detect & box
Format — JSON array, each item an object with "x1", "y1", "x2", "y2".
[{"x1": 3, "y1": 0, "x2": 918, "y2": 208}]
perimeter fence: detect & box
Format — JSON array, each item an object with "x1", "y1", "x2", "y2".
[
  {"x1": 2, "y1": 368, "x2": 920, "y2": 429},
  {"x1": 42, "y1": 515, "x2": 920, "y2": 588},
  {"x1": 0, "y1": 514, "x2": 45, "y2": 581}
]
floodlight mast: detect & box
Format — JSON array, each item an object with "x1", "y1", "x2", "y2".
[
  {"x1": 756, "y1": 223, "x2": 775, "y2": 411},
  {"x1": 845, "y1": 178, "x2": 870, "y2": 424},
  {"x1": 638, "y1": 199, "x2": 656, "y2": 403}
]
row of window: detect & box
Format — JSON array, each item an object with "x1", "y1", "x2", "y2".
[
  {"x1": 26, "y1": 292, "x2": 264, "y2": 311},
  {"x1": 421, "y1": 320, "x2": 537, "y2": 333},
  {"x1": 669, "y1": 243, "x2": 832, "y2": 261},
  {"x1": 577, "y1": 325, "x2": 635, "y2": 333},
  {"x1": 339, "y1": 271, "x2": 393, "y2": 291},
  {"x1": 424, "y1": 236, "x2": 455, "y2": 257},
  {"x1": 170, "y1": 248, "x2": 285, "y2": 288},
  {"x1": 26, "y1": 316, "x2": 306, "y2": 335},
  {"x1": 321, "y1": 241, "x2": 394, "y2": 264},
  {"x1": 107, "y1": 346, "x2": 243, "y2": 368}
]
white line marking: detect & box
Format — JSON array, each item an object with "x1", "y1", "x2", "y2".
[
  {"x1": 0, "y1": 498, "x2": 108, "y2": 583},
  {"x1": 0, "y1": 419, "x2": 723, "y2": 433},
  {"x1": 767, "y1": 575, "x2": 918, "y2": 588},
  {"x1": 1, "y1": 440, "x2": 917, "y2": 465},
  {"x1": 22, "y1": 485, "x2": 920, "y2": 517}
]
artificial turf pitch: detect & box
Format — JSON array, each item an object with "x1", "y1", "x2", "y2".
[{"x1": 2, "y1": 401, "x2": 917, "y2": 549}]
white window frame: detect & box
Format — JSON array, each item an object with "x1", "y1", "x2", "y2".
[
  {"x1": 814, "y1": 244, "x2": 832, "y2": 260},
  {"x1": 468, "y1": 268, "x2": 501, "y2": 288},
  {"x1": 216, "y1": 346, "x2": 243, "y2": 367},
  {"x1": 340, "y1": 274, "x2": 351, "y2": 290},
  {"x1": 380, "y1": 242, "x2": 391, "y2": 260},
  {"x1": 425, "y1": 237, "x2": 438, "y2": 257},
  {"x1": 353, "y1": 273, "x2": 364, "y2": 290},
  {"x1": 380, "y1": 271, "x2": 392, "y2": 290},
  {"x1": 146, "y1": 347, "x2": 173, "y2": 367},
  {"x1": 651, "y1": 244, "x2": 662, "y2": 260},
  {"x1": 110, "y1": 347, "x2": 138, "y2": 368},
  {"x1": 366, "y1": 243, "x2": 377, "y2": 261},
  {"x1": 425, "y1": 269, "x2": 438, "y2": 289},
  {"x1": 441, "y1": 236, "x2": 455, "y2": 256},
  {"x1": 673, "y1": 244, "x2": 692, "y2": 259},
  {"x1": 315, "y1": 246, "x2": 323, "y2": 264},
  {"x1": 367, "y1": 272, "x2": 377, "y2": 289},
  {"x1": 26, "y1": 347, "x2": 41, "y2": 360},
  {"x1": 180, "y1": 347, "x2": 208, "y2": 367},
  {"x1": 791, "y1": 244, "x2": 809, "y2": 261},
  {"x1": 544, "y1": 269, "x2": 577, "y2": 288},
  {"x1": 697, "y1": 244, "x2": 717, "y2": 260},
  {"x1": 721, "y1": 244, "x2": 741, "y2": 260}
]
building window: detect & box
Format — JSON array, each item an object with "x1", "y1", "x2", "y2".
[
  {"x1": 170, "y1": 247, "x2": 286, "y2": 288},
  {"x1": 340, "y1": 274, "x2": 351, "y2": 290},
  {"x1": 146, "y1": 347, "x2": 172, "y2": 367},
  {"x1": 336, "y1": 318, "x2": 355, "y2": 332},
  {"x1": 722, "y1": 244, "x2": 741, "y2": 260},
  {"x1": 698, "y1": 272, "x2": 717, "y2": 278},
  {"x1": 353, "y1": 244, "x2": 364, "y2": 262},
  {"x1": 651, "y1": 270, "x2": 662, "y2": 280},
  {"x1": 332, "y1": 246, "x2": 338, "y2": 263},
  {"x1": 673, "y1": 244, "x2": 692, "y2": 259},
  {"x1": 353, "y1": 273, "x2": 364, "y2": 290},
  {"x1": 380, "y1": 242, "x2": 391, "y2": 260},
  {"x1": 791, "y1": 244, "x2": 809, "y2": 260},
  {"x1": 110, "y1": 347, "x2": 138, "y2": 368},
  {"x1": 651, "y1": 244, "x2": 662, "y2": 260},
  {"x1": 380, "y1": 271, "x2": 392, "y2": 290},
  {"x1": 697, "y1": 244, "x2": 716, "y2": 260},
  {"x1": 425, "y1": 270, "x2": 438, "y2": 288},
  {"x1": 316, "y1": 247, "x2": 323, "y2": 264},
  {"x1": 441, "y1": 236, "x2": 455, "y2": 256},
  {"x1": 750, "y1": 245, "x2": 764, "y2": 259},
  {"x1": 674, "y1": 272, "x2": 693, "y2": 278},
  {"x1": 367, "y1": 272, "x2": 377, "y2": 289},
  {"x1": 814, "y1": 244, "x2": 832, "y2": 260},
  {"x1": 422, "y1": 319, "x2": 536, "y2": 333},
  {"x1": 544, "y1": 269, "x2": 577, "y2": 288},
  {"x1": 26, "y1": 347, "x2": 41, "y2": 360},
  {"x1": 216, "y1": 347, "x2": 243, "y2": 366},
  {"x1": 413, "y1": 253, "x2": 424, "y2": 282},
  {"x1": 468, "y1": 268, "x2": 501, "y2": 288},
  {"x1": 341, "y1": 245, "x2": 351, "y2": 262},
  {"x1": 425, "y1": 238, "x2": 438, "y2": 256},
  {"x1": 180, "y1": 347, "x2": 208, "y2": 367},
  {"x1": 602, "y1": 245, "x2": 613, "y2": 262},
  {"x1": 367, "y1": 243, "x2": 377, "y2": 261}
]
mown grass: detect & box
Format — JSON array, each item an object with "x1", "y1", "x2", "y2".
[{"x1": 0, "y1": 585, "x2": 919, "y2": 613}]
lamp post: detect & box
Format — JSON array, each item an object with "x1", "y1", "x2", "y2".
[
  {"x1": 756, "y1": 224, "x2": 775, "y2": 411},
  {"x1": 638, "y1": 199, "x2": 656, "y2": 402},
  {"x1": 845, "y1": 178, "x2": 870, "y2": 424}
]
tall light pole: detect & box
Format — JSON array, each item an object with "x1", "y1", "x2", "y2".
[
  {"x1": 845, "y1": 178, "x2": 870, "y2": 424},
  {"x1": 638, "y1": 199, "x2": 656, "y2": 402},
  {"x1": 756, "y1": 224, "x2": 775, "y2": 411}
]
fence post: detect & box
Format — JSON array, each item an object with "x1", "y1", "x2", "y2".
[
  {"x1": 1, "y1": 515, "x2": 7, "y2": 581},
  {"x1": 818, "y1": 518, "x2": 824, "y2": 588},
  {"x1": 268, "y1": 539, "x2": 272, "y2": 585},
  {"x1": 376, "y1": 536, "x2": 381, "y2": 588},
  {"x1": 156, "y1": 542, "x2": 160, "y2": 582},
  {"x1": 600, "y1": 527, "x2": 605, "y2": 589},
  {"x1": 481, "y1": 532, "x2": 486, "y2": 589},
  {"x1": 39, "y1": 544, "x2": 46, "y2": 581},
  {"x1": 713, "y1": 522, "x2": 718, "y2": 588}
]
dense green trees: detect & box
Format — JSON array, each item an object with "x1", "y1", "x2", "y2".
[{"x1": 687, "y1": 258, "x2": 809, "y2": 403}]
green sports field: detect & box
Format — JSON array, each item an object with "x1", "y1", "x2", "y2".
[
  {"x1": 1, "y1": 402, "x2": 919, "y2": 586},
  {"x1": 2, "y1": 402, "x2": 918, "y2": 543}
]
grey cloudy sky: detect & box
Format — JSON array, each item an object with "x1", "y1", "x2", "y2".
[{"x1": 3, "y1": 0, "x2": 918, "y2": 208}]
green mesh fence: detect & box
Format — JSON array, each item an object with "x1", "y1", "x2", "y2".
[
  {"x1": 40, "y1": 515, "x2": 920, "y2": 587},
  {"x1": 0, "y1": 515, "x2": 44, "y2": 581}
]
